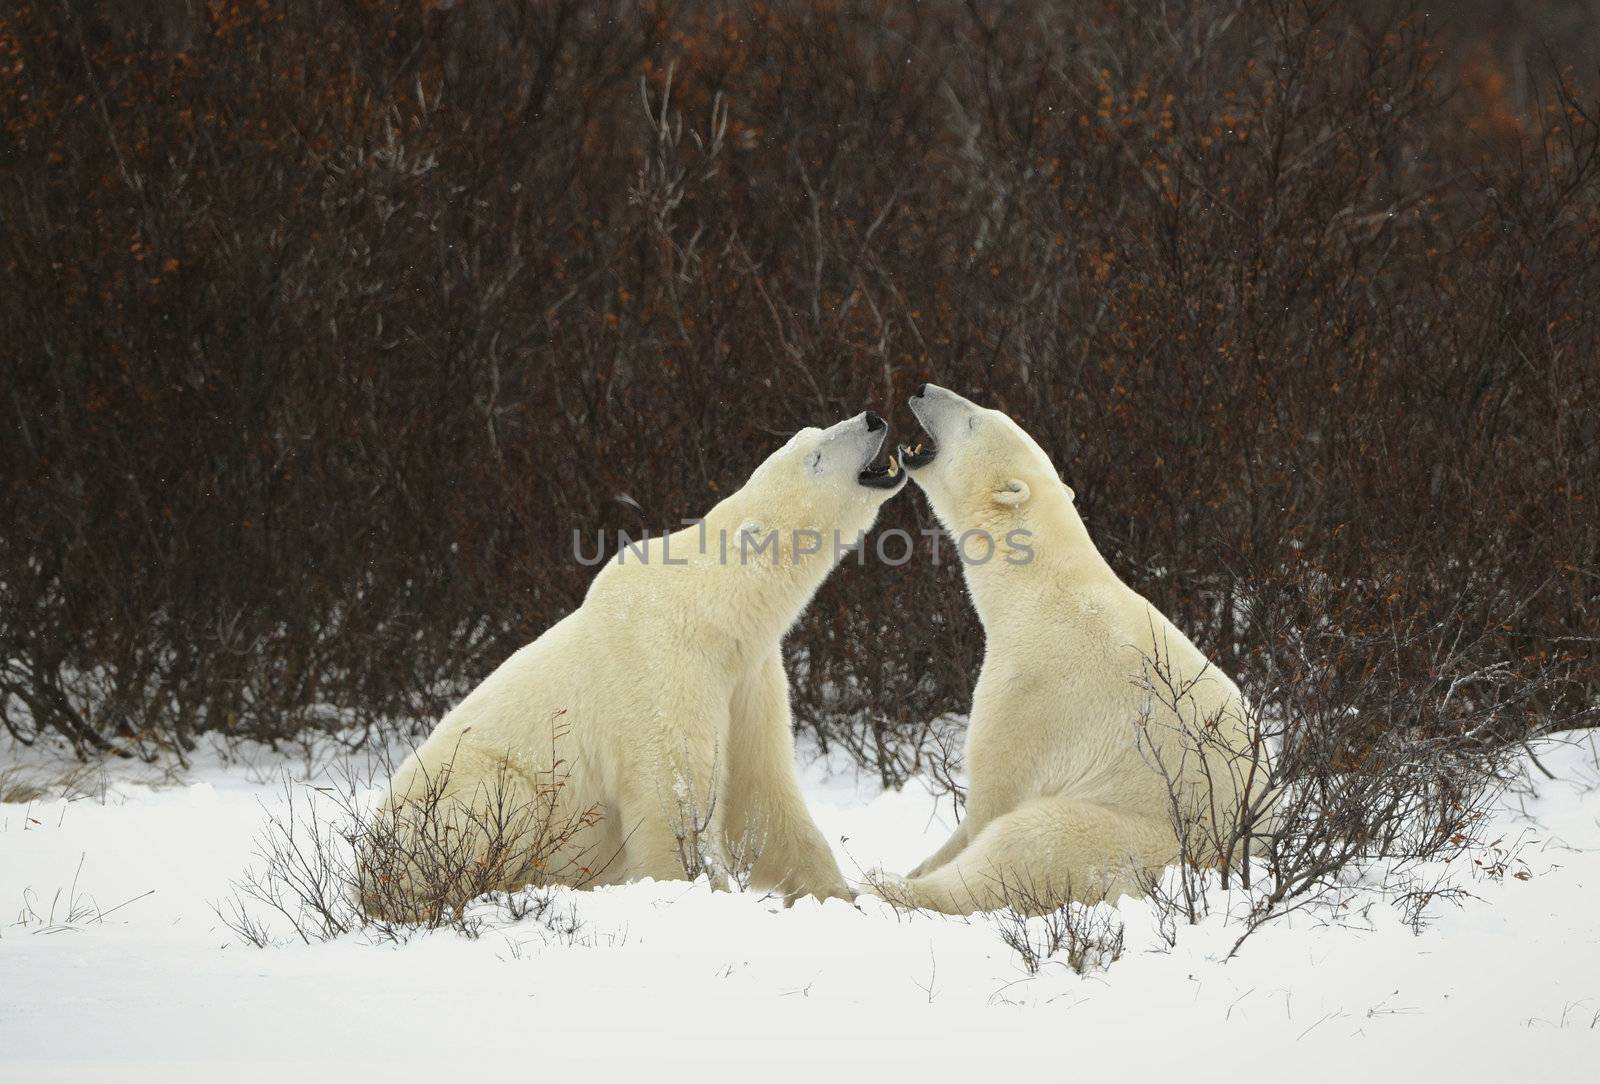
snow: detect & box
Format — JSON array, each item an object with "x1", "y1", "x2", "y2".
[{"x1": 3, "y1": 731, "x2": 1598, "y2": 1081}]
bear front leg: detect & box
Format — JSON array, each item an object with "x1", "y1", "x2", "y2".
[
  {"x1": 913, "y1": 699, "x2": 1040, "y2": 879},
  {"x1": 905, "y1": 821, "x2": 969, "y2": 879},
  {"x1": 613, "y1": 706, "x2": 727, "y2": 886},
  {"x1": 721, "y1": 652, "x2": 854, "y2": 906}
]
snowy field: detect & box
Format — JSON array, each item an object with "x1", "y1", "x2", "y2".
[{"x1": 2, "y1": 730, "x2": 1598, "y2": 1082}]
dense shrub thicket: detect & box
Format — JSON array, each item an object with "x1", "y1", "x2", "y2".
[{"x1": 2, "y1": 1, "x2": 1596, "y2": 769}]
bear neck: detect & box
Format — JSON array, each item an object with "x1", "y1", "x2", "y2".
[
  {"x1": 957, "y1": 496, "x2": 1114, "y2": 624},
  {"x1": 692, "y1": 503, "x2": 851, "y2": 647}
]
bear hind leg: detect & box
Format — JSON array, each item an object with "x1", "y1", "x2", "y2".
[
  {"x1": 360, "y1": 742, "x2": 594, "y2": 921},
  {"x1": 878, "y1": 797, "x2": 1177, "y2": 917}
]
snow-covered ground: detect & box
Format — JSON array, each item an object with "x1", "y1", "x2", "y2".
[{"x1": 2, "y1": 731, "x2": 1597, "y2": 1082}]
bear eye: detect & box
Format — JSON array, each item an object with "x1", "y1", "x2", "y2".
[
  {"x1": 967, "y1": 415, "x2": 980, "y2": 432},
  {"x1": 805, "y1": 450, "x2": 823, "y2": 472}
]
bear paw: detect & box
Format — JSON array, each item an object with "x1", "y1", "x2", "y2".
[{"x1": 783, "y1": 879, "x2": 859, "y2": 909}]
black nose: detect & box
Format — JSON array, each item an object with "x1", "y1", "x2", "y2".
[
  {"x1": 913, "y1": 383, "x2": 927, "y2": 399},
  {"x1": 865, "y1": 411, "x2": 886, "y2": 432}
]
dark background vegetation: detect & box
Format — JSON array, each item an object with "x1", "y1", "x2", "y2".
[{"x1": 3, "y1": 0, "x2": 1596, "y2": 773}]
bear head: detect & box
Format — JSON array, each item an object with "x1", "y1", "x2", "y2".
[
  {"x1": 899, "y1": 384, "x2": 1077, "y2": 560},
  {"x1": 724, "y1": 410, "x2": 907, "y2": 564}
]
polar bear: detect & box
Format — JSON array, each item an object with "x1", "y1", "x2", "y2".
[
  {"x1": 875, "y1": 385, "x2": 1269, "y2": 915},
  {"x1": 361, "y1": 411, "x2": 907, "y2": 918}
]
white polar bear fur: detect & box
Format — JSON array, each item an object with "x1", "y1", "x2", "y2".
[
  {"x1": 880, "y1": 385, "x2": 1269, "y2": 916},
  {"x1": 363, "y1": 412, "x2": 906, "y2": 916}
]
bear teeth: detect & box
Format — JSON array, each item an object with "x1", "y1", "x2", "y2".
[{"x1": 888, "y1": 454, "x2": 899, "y2": 477}]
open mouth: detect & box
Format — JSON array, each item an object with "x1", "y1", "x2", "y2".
[
  {"x1": 857, "y1": 437, "x2": 905, "y2": 489},
  {"x1": 898, "y1": 427, "x2": 938, "y2": 470}
]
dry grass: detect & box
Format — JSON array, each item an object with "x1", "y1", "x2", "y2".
[{"x1": 0, "y1": 760, "x2": 111, "y2": 807}]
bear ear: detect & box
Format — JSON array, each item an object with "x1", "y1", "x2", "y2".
[
  {"x1": 1063, "y1": 482, "x2": 1076, "y2": 503},
  {"x1": 994, "y1": 479, "x2": 1030, "y2": 506}
]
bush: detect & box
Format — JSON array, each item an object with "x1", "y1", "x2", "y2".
[
  {"x1": 1131, "y1": 566, "x2": 1549, "y2": 954},
  {"x1": 2, "y1": 1, "x2": 1595, "y2": 770},
  {"x1": 996, "y1": 885, "x2": 1126, "y2": 977},
  {"x1": 215, "y1": 750, "x2": 596, "y2": 946}
]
